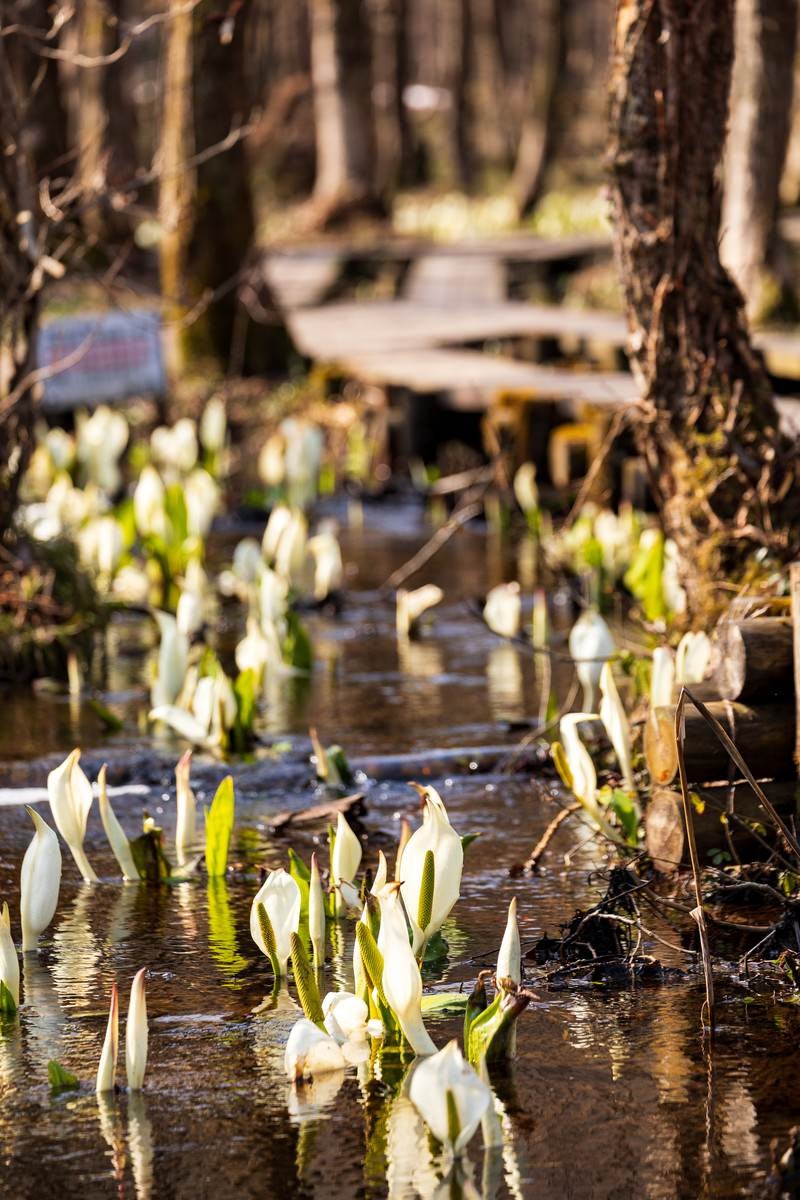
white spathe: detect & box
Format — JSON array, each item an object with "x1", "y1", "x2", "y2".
[
  {"x1": 558, "y1": 714, "x2": 599, "y2": 809},
  {"x1": 322, "y1": 992, "x2": 382, "y2": 1044},
  {"x1": 377, "y1": 884, "x2": 436, "y2": 1056},
  {"x1": 133, "y1": 465, "x2": 167, "y2": 538},
  {"x1": 496, "y1": 897, "x2": 521, "y2": 987},
  {"x1": 309, "y1": 853, "x2": 326, "y2": 970},
  {"x1": 249, "y1": 869, "x2": 301, "y2": 975},
  {"x1": 483, "y1": 582, "x2": 521, "y2": 639},
  {"x1": 307, "y1": 529, "x2": 343, "y2": 601},
  {"x1": 175, "y1": 750, "x2": 196, "y2": 866},
  {"x1": 200, "y1": 397, "x2": 227, "y2": 453},
  {"x1": 150, "y1": 611, "x2": 189, "y2": 709},
  {"x1": 184, "y1": 468, "x2": 220, "y2": 538},
  {"x1": 598, "y1": 662, "x2": 635, "y2": 793},
  {"x1": 0, "y1": 902, "x2": 20, "y2": 1006},
  {"x1": 676, "y1": 631, "x2": 711, "y2": 685},
  {"x1": 409, "y1": 1040, "x2": 491, "y2": 1156},
  {"x1": 396, "y1": 584, "x2": 444, "y2": 638},
  {"x1": 96, "y1": 983, "x2": 119, "y2": 1093},
  {"x1": 651, "y1": 646, "x2": 676, "y2": 708},
  {"x1": 332, "y1": 812, "x2": 362, "y2": 890},
  {"x1": 399, "y1": 786, "x2": 463, "y2": 954},
  {"x1": 47, "y1": 748, "x2": 98, "y2": 883},
  {"x1": 568, "y1": 609, "x2": 616, "y2": 710},
  {"x1": 98, "y1": 764, "x2": 139, "y2": 882},
  {"x1": 125, "y1": 968, "x2": 148, "y2": 1090},
  {"x1": 284, "y1": 1018, "x2": 347, "y2": 1080},
  {"x1": 20, "y1": 807, "x2": 62, "y2": 952}
]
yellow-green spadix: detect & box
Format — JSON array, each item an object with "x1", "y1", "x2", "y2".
[
  {"x1": 20, "y1": 807, "x2": 62, "y2": 952},
  {"x1": 408, "y1": 1040, "x2": 491, "y2": 1156},
  {"x1": 47, "y1": 748, "x2": 98, "y2": 882}
]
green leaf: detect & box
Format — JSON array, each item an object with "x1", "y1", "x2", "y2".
[
  {"x1": 417, "y1": 850, "x2": 435, "y2": 935},
  {"x1": 420, "y1": 992, "x2": 468, "y2": 1014},
  {"x1": 460, "y1": 832, "x2": 481, "y2": 853},
  {"x1": 0, "y1": 980, "x2": 17, "y2": 1016},
  {"x1": 325, "y1": 745, "x2": 353, "y2": 789},
  {"x1": 463, "y1": 975, "x2": 488, "y2": 1046},
  {"x1": 288, "y1": 848, "x2": 311, "y2": 916},
  {"x1": 204, "y1": 776, "x2": 235, "y2": 878},
  {"x1": 551, "y1": 741, "x2": 573, "y2": 790},
  {"x1": 282, "y1": 611, "x2": 313, "y2": 673},
  {"x1": 164, "y1": 482, "x2": 188, "y2": 545},
  {"x1": 290, "y1": 932, "x2": 326, "y2": 1028},
  {"x1": 231, "y1": 668, "x2": 258, "y2": 752},
  {"x1": 48, "y1": 1060, "x2": 79, "y2": 1093},
  {"x1": 88, "y1": 698, "x2": 124, "y2": 733}
]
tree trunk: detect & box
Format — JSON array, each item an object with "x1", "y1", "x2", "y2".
[
  {"x1": 0, "y1": 35, "x2": 41, "y2": 539},
  {"x1": 307, "y1": 0, "x2": 382, "y2": 226},
  {"x1": 721, "y1": 0, "x2": 798, "y2": 319},
  {"x1": 369, "y1": 0, "x2": 415, "y2": 199},
  {"x1": 507, "y1": 0, "x2": 564, "y2": 218},
  {"x1": 438, "y1": 0, "x2": 472, "y2": 187},
  {"x1": 10, "y1": 0, "x2": 70, "y2": 183},
  {"x1": 158, "y1": 0, "x2": 296, "y2": 376},
  {"x1": 609, "y1": 0, "x2": 800, "y2": 616},
  {"x1": 467, "y1": 0, "x2": 509, "y2": 180}
]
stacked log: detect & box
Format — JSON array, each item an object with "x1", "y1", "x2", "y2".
[{"x1": 645, "y1": 607, "x2": 799, "y2": 872}]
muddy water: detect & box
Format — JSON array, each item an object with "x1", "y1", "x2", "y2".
[{"x1": 0, "y1": 504, "x2": 798, "y2": 1199}]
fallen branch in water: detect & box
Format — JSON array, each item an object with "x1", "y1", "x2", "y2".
[
  {"x1": 268, "y1": 792, "x2": 365, "y2": 833},
  {"x1": 381, "y1": 483, "x2": 488, "y2": 591},
  {"x1": 509, "y1": 802, "x2": 580, "y2": 876}
]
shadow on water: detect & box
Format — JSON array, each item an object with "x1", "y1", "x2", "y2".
[{"x1": 0, "y1": 503, "x2": 798, "y2": 1197}]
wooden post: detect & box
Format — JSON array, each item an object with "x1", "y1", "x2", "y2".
[{"x1": 790, "y1": 562, "x2": 800, "y2": 770}]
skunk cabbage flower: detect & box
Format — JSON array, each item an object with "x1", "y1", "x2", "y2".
[
  {"x1": 285, "y1": 1018, "x2": 347, "y2": 1080},
  {"x1": 651, "y1": 646, "x2": 676, "y2": 708},
  {"x1": 258, "y1": 433, "x2": 286, "y2": 488},
  {"x1": 184, "y1": 468, "x2": 219, "y2": 538},
  {"x1": 200, "y1": 397, "x2": 227, "y2": 453},
  {"x1": 598, "y1": 662, "x2": 635, "y2": 793},
  {"x1": 332, "y1": 813, "x2": 362, "y2": 916},
  {"x1": 0, "y1": 903, "x2": 20, "y2": 1007},
  {"x1": 232, "y1": 538, "x2": 263, "y2": 585},
  {"x1": 98, "y1": 764, "x2": 139, "y2": 882},
  {"x1": 262, "y1": 504, "x2": 294, "y2": 562},
  {"x1": 235, "y1": 617, "x2": 280, "y2": 680},
  {"x1": 20, "y1": 808, "x2": 61, "y2": 951},
  {"x1": 409, "y1": 1041, "x2": 491, "y2": 1156},
  {"x1": 513, "y1": 462, "x2": 539, "y2": 515},
  {"x1": 150, "y1": 418, "x2": 198, "y2": 476},
  {"x1": 396, "y1": 585, "x2": 443, "y2": 638},
  {"x1": 483, "y1": 582, "x2": 521, "y2": 639},
  {"x1": 322, "y1": 992, "x2": 382, "y2": 1045},
  {"x1": 76, "y1": 405, "x2": 128, "y2": 493},
  {"x1": 176, "y1": 588, "x2": 203, "y2": 637},
  {"x1": 496, "y1": 897, "x2": 521, "y2": 987},
  {"x1": 125, "y1": 968, "x2": 148, "y2": 1090},
  {"x1": 174, "y1": 750, "x2": 196, "y2": 866},
  {"x1": 307, "y1": 529, "x2": 343, "y2": 600},
  {"x1": 558, "y1": 714, "x2": 598, "y2": 809},
  {"x1": 47, "y1": 749, "x2": 98, "y2": 883},
  {"x1": 675, "y1": 631, "x2": 711, "y2": 685},
  {"x1": 399, "y1": 785, "x2": 463, "y2": 955},
  {"x1": 133, "y1": 465, "x2": 167, "y2": 538},
  {"x1": 377, "y1": 883, "x2": 436, "y2": 1056},
  {"x1": 309, "y1": 853, "x2": 326, "y2": 972},
  {"x1": 150, "y1": 612, "x2": 189, "y2": 709},
  {"x1": 282, "y1": 417, "x2": 324, "y2": 505},
  {"x1": 274, "y1": 510, "x2": 308, "y2": 584},
  {"x1": 96, "y1": 983, "x2": 119, "y2": 1093},
  {"x1": 250, "y1": 869, "x2": 301, "y2": 976},
  {"x1": 568, "y1": 609, "x2": 616, "y2": 710},
  {"x1": 77, "y1": 516, "x2": 123, "y2": 582}
]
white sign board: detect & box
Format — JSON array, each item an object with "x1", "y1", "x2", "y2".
[{"x1": 38, "y1": 310, "x2": 166, "y2": 411}]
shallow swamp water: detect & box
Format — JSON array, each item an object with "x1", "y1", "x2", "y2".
[{"x1": 0, "y1": 502, "x2": 798, "y2": 1199}]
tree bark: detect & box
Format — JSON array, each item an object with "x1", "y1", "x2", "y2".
[
  {"x1": 307, "y1": 0, "x2": 383, "y2": 226},
  {"x1": 0, "y1": 34, "x2": 41, "y2": 539},
  {"x1": 438, "y1": 0, "x2": 472, "y2": 187},
  {"x1": 507, "y1": 0, "x2": 564, "y2": 218},
  {"x1": 721, "y1": 0, "x2": 798, "y2": 319},
  {"x1": 467, "y1": 0, "x2": 509, "y2": 180},
  {"x1": 608, "y1": 0, "x2": 800, "y2": 615},
  {"x1": 158, "y1": 0, "x2": 296, "y2": 376},
  {"x1": 9, "y1": 0, "x2": 70, "y2": 183},
  {"x1": 369, "y1": 0, "x2": 415, "y2": 199}
]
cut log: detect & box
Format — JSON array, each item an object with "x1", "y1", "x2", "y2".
[
  {"x1": 709, "y1": 616, "x2": 795, "y2": 702},
  {"x1": 644, "y1": 701, "x2": 796, "y2": 787},
  {"x1": 647, "y1": 781, "x2": 800, "y2": 872}
]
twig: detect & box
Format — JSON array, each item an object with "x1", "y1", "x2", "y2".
[
  {"x1": 675, "y1": 688, "x2": 715, "y2": 1032},
  {"x1": 381, "y1": 487, "x2": 488, "y2": 591},
  {"x1": 510, "y1": 802, "x2": 581, "y2": 876}
]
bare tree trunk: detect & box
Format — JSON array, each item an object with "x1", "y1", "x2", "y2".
[
  {"x1": 507, "y1": 0, "x2": 563, "y2": 218},
  {"x1": 721, "y1": 0, "x2": 798, "y2": 319},
  {"x1": 0, "y1": 35, "x2": 41, "y2": 538},
  {"x1": 467, "y1": 0, "x2": 508, "y2": 180},
  {"x1": 11, "y1": 0, "x2": 70, "y2": 183},
  {"x1": 159, "y1": 0, "x2": 296, "y2": 375},
  {"x1": 609, "y1": 0, "x2": 800, "y2": 616},
  {"x1": 369, "y1": 0, "x2": 414, "y2": 199},
  {"x1": 307, "y1": 0, "x2": 382, "y2": 226},
  {"x1": 438, "y1": 0, "x2": 472, "y2": 187}
]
